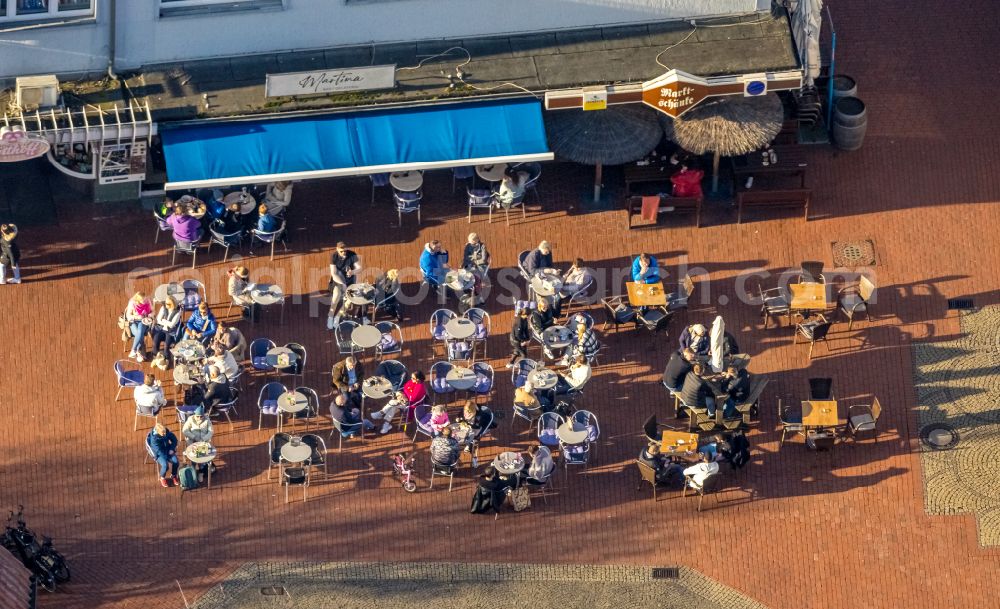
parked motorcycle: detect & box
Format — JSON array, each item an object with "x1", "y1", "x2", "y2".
[{"x1": 2, "y1": 506, "x2": 70, "y2": 592}]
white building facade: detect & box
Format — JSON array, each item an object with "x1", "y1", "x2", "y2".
[{"x1": 1, "y1": 0, "x2": 770, "y2": 80}]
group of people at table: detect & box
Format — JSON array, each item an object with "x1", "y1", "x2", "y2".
[{"x1": 158, "y1": 181, "x2": 294, "y2": 244}]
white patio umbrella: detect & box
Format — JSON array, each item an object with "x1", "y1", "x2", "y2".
[{"x1": 709, "y1": 315, "x2": 725, "y2": 373}]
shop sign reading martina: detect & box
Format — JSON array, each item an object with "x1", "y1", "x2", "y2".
[{"x1": 0, "y1": 126, "x2": 50, "y2": 162}]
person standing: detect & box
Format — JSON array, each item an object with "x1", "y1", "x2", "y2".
[
  {"x1": 419, "y1": 240, "x2": 450, "y2": 287},
  {"x1": 507, "y1": 307, "x2": 531, "y2": 368},
  {"x1": 327, "y1": 241, "x2": 361, "y2": 329},
  {"x1": 0, "y1": 224, "x2": 22, "y2": 284}
]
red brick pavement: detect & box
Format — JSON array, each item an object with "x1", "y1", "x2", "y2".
[{"x1": 2, "y1": 2, "x2": 1000, "y2": 608}]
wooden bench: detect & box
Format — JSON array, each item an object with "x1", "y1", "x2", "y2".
[
  {"x1": 627, "y1": 195, "x2": 702, "y2": 229},
  {"x1": 736, "y1": 188, "x2": 812, "y2": 223}
]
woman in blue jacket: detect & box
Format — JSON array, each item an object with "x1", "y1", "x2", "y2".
[{"x1": 148, "y1": 423, "x2": 179, "y2": 487}]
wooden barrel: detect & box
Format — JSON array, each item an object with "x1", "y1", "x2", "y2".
[
  {"x1": 831, "y1": 74, "x2": 858, "y2": 100},
  {"x1": 832, "y1": 97, "x2": 867, "y2": 151}
]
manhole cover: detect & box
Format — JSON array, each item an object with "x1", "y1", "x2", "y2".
[
  {"x1": 919, "y1": 424, "x2": 960, "y2": 450},
  {"x1": 831, "y1": 239, "x2": 876, "y2": 267}
]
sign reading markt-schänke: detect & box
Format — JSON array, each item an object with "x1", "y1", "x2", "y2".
[
  {"x1": 266, "y1": 64, "x2": 396, "y2": 98},
  {"x1": 641, "y1": 69, "x2": 711, "y2": 118}
]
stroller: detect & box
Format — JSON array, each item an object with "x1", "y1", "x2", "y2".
[{"x1": 391, "y1": 453, "x2": 417, "y2": 492}]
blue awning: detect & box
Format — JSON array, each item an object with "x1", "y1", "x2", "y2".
[{"x1": 162, "y1": 98, "x2": 552, "y2": 190}]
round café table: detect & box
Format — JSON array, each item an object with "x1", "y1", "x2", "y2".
[
  {"x1": 492, "y1": 451, "x2": 524, "y2": 475},
  {"x1": 351, "y1": 324, "x2": 382, "y2": 352},
  {"x1": 172, "y1": 340, "x2": 207, "y2": 364},
  {"x1": 557, "y1": 421, "x2": 589, "y2": 445},
  {"x1": 445, "y1": 269, "x2": 475, "y2": 292},
  {"x1": 265, "y1": 347, "x2": 298, "y2": 369},
  {"x1": 251, "y1": 284, "x2": 284, "y2": 324},
  {"x1": 446, "y1": 366, "x2": 477, "y2": 391},
  {"x1": 345, "y1": 283, "x2": 375, "y2": 306},
  {"x1": 389, "y1": 171, "x2": 424, "y2": 192},
  {"x1": 476, "y1": 163, "x2": 508, "y2": 184},
  {"x1": 361, "y1": 375, "x2": 393, "y2": 440},
  {"x1": 277, "y1": 390, "x2": 308, "y2": 432},
  {"x1": 172, "y1": 362, "x2": 205, "y2": 407},
  {"x1": 444, "y1": 317, "x2": 476, "y2": 340},
  {"x1": 527, "y1": 368, "x2": 558, "y2": 391},
  {"x1": 278, "y1": 439, "x2": 313, "y2": 483},
  {"x1": 542, "y1": 326, "x2": 573, "y2": 350},
  {"x1": 153, "y1": 282, "x2": 184, "y2": 304},
  {"x1": 531, "y1": 271, "x2": 563, "y2": 297},
  {"x1": 224, "y1": 191, "x2": 258, "y2": 215},
  {"x1": 183, "y1": 442, "x2": 218, "y2": 489}
]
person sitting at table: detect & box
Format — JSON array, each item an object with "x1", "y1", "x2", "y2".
[
  {"x1": 462, "y1": 232, "x2": 491, "y2": 278},
  {"x1": 374, "y1": 268, "x2": 402, "y2": 321},
  {"x1": 428, "y1": 404, "x2": 450, "y2": 436},
  {"x1": 182, "y1": 405, "x2": 214, "y2": 445},
  {"x1": 697, "y1": 434, "x2": 729, "y2": 463},
  {"x1": 206, "y1": 347, "x2": 239, "y2": 383},
  {"x1": 470, "y1": 466, "x2": 511, "y2": 515},
  {"x1": 682, "y1": 460, "x2": 719, "y2": 490},
  {"x1": 327, "y1": 242, "x2": 362, "y2": 330},
  {"x1": 419, "y1": 240, "x2": 450, "y2": 288},
  {"x1": 368, "y1": 391, "x2": 408, "y2": 435},
  {"x1": 521, "y1": 445, "x2": 555, "y2": 486},
  {"x1": 678, "y1": 323, "x2": 709, "y2": 356},
  {"x1": 562, "y1": 316, "x2": 600, "y2": 364},
  {"x1": 263, "y1": 181, "x2": 293, "y2": 215},
  {"x1": 213, "y1": 201, "x2": 243, "y2": 235},
  {"x1": 402, "y1": 370, "x2": 427, "y2": 405},
  {"x1": 254, "y1": 203, "x2": 280, "y2": 233},
  {"x1": 718, "y1": 366, "x2": 750, "y2": 418},
  {"x1": 555, "y1": 356, "x2": 592, "y2": 395},
  {"x1": 460, "y1": 399, "x2": 495, "y2": 448},
  {"x1": 166, "y1": 205, "x2": 202, "y2": 243},
  {"x1": 430, "y1": 426, "x2": 461, "y2": 467},
  {"x1": 679, "y1": 364, "x2": 713, "y2": 412},
  {"x1": 331, "y1": 356, "x2": 364, "y2": 408},
  {"x1": 662, "y1": 348, "x2": 696, "y2": 392},
  {"x1": 227, "y1": 265, "x2": 254, "y2": 316},
  {"x1": 329, "y1": 394, "x2": 368, "y2": 438},
  {"x1": 524, "y1": 240, "x2": 553, "y2": 277},
  {"x1": 507, "y1": 306, "x2": 532, "y2": 368},
  {"x1": 721, "y1": 430, "x2": 751, "y2": 469},
  {"x1": 553, "y1": 258, "x2": 592, "y2": 316},
  {"x1": 150, "y1": 297, "x2": 181, "y2": 370},
  {"x1": 184, "y1": 302, "x2": 217, "y2": 343},
  {"x1": 515, "y1": 381, "x2": 552, "y2": 413},
  {"x1": 211, "y1": 323, "x2": 243, "y2": 359},
  {"x1": 134, "y1": 374, "x2": 167, "y2": 415},
  {"x1": 638, "y1": 443, "x2": 685, "y2": 487},
  {"x1": 494, "y1": 166, "x2": 527, "y2": 209},
  {"x1": 123, "y1": 291, "x2": 154, "y2": 362},
  {"x1": 530, "y1": 298, "x2": 555, "y2": 340},
  {"x1": 201, "y1": 366, "x2": 234, "y2": 414},
  {"x1": 631, "y1": 252, "x2": 661, "y2": 284},
  {"x1": 148, "y1": 423, "x2": 180, "y2": 488}
]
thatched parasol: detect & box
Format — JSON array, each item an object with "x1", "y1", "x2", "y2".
[
  {"x1": 660, "y1": 93, "x2": 784, "y2": 191},
  {"x1": 545, "y1": 105, "x2": 662, "y2": 201}
]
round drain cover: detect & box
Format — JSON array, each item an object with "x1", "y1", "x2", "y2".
[{"x1": 919, "y1": 424, "x2": 959, "y2": 450}]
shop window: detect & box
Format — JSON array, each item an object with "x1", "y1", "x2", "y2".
[
  {"x1": 1, "y1": 0, "x2": 92, "y2": 22},
  {"x1": 159, "y1": 0, "x2": 283, "y2": 18}
]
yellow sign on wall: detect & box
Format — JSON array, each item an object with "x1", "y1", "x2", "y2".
[{"x1": 582, "y1": 88, "x2": 607, "y2": 111}]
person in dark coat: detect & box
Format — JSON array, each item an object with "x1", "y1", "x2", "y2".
[
  {"x1": 202, "y1": 366, "x2": 235, "y2": 414},
  {"x1": 679, "y1": 365, "x2": 713, "y2": 411},
  {"x1": 662, "y1": 348, "x2": 695, "y2": 391},
  {"x1": 638, "y1": 443, "x2": 684, "y2": 486},
  {"x1": 508, "y1": 307, "x2": 531, "y2": 367},
  {"x1": 523, "y1": 241, "x2": 553, "y2": 276},
  {"x1": 470, "y1": 466, "x2": 511, "y2": 514},
  {"x1": 0, "y1": 223, "x2": 22, "y2": 284},
  {"x1": 148, "y1": 423, "x2": 179, "y2": 488}
]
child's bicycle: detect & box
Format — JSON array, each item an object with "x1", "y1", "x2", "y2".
[{"x1": 391, "y1": 453, "x2": 417, "y2": 492}]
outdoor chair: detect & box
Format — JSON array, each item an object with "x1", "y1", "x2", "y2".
[
  {"x1": 114, "y1": 359, "x2": 145, "y2": 400},
  {"x1": 300, "y1": 433, "x2": 328, "y2": 478},
  {"x1": 519, "y1": 162, "x2": 542, "y2": 203},
  {"x1": 808, "y1": 378, "x2": 834, "y2": 401},
  {"x1": 846, "y1": 397, "x2": 882, "y2": 443},
  {"x1": 512, "y1": 399, "x2": 542, "y2": 431},
  {"x1": 133, "y1": 400, "x2": 160, "y2": 432},
  {"x1": 516, "y1": 250, "x2": 532, "y2": 281},
  {"x1": 637, "y1": 306, "x2": 673, "y2": 333},
  {"x1": 511, "y1": 357, "x2": 539, "y2": 389},
  {"x1": 171, "y1": 235, "x2": 200, "y2": 269},
  {"x1": 467, "y1": 187, "x2": 493, "y2": 222},
  {"x1": 734, "y1": 377, "x2": 769, "y2": 425},
  {"x1": 293, "y1": 387, "x2": 321, "y2": 429},
  {"x1": 636, "y1": 461, "x2": 670, "y2": 502},
  {"x1": 250, "y1": 221, "x2": 288, "y2": 261},
  {"x1": 492, "y1": 191, "x2": 526, "y2": 226},
  {"x1": 212, "y1": 394, "x2": 240, "y2": 430},
  {"x1": 206, "y1": 226, "x2": 244, "y2": 262},
  {"x1": 411, "y1": 403, "x2": 435, "y2": 442},
  {"x1": 372, "y1": 282, "x2": 401, "y2": 321},
  {"x1": 283, "y1": 467, "x2": 309, "y2": 503},
  {"x1": 143, "y1": 432, "x2": 156, "y2": 465},
  {"x1": 472, "y1": 361, "x2": 494, "y2": 400},
  {"x1": 560, "y1": 276, "x2": 595, "y2": 320},
  {"x1": 375, "y1": 359, "x2": 408, "y2": 391},
  {"x1": 278, "y1": 342, "x2": 306, "y2": 377},
  {"x1": 759, "y1": 285, "x2": 791, "y2": 328},
  {"x1": 452, "y1": 165, "x2": 475, "y2": 193},
  {"x1": 537, "y1": 412, "x2": 565, "y2": 450},
  {"x1": 375, "y1": 321, "x2": 403, "y2": 358},
  {"x1": 681, "y1": 463, "x2": 719, "y2": 512},
  {"x1": 267, "y1": 432, "x2": 291, "y2": 480},
  {"x1": 153, "y1": 210, "x2": 172, "y2": 244},
  {"x1": 257, "y1": 381, "x2": 287, "y2": 430},
  {"x1": 394, "y1": 190, "x2": 422, "y2": 226},
  {"x1": 643, "y1": 414, "x2": 676, "y2": 444},
  {"x1": 778, "y1": 399, "x2": 804, "y2": 445},
  {"x1": 430, "y1": 361, "x2": 456, "y2": 405},
  {"x1": 795, "y1": 314, "x2": 832, "y2": 360},
  {"x1": 798, "y1": 261, "x2": 826, "y2": 284},
  {"x1": 249, "y1": 338, "x2": 276, "y2": 374},
  {"x1": 429, "y1": 453, "x2": 460, "y2": 492},
  {"x1": 601, "y1": 295, "x2": 639, "y2": 332},
  {"x1": 667, "y1": 274, "x2": 696, "y2": 311},
  {"x1": 228, "y1": 327, "x2": 248, "y2": 361},
  {"x1": 328, "y1": 414, "x2": 362, "y2": 451},
  {"x1": 464, "y1": 307, "x2": 491, "y2": 358},
  {"x1": 369, "y1": 173, "x2": 390, "y2": 205},
  {"x1": 838, "y1": 275, "x2": 876, "y2": 330},
  {"x1": 806, "y1": 430, "x2": 837, "y2": 451},
  {"x1": 176, "y1": 279, "x2": 205, "y2": 312},
  {"x1": 560, "y1": 440, "x2": 591, "y2": 474},
  {"x1": 335, "y1": 320, "x2": 359, "y2": 355}
]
